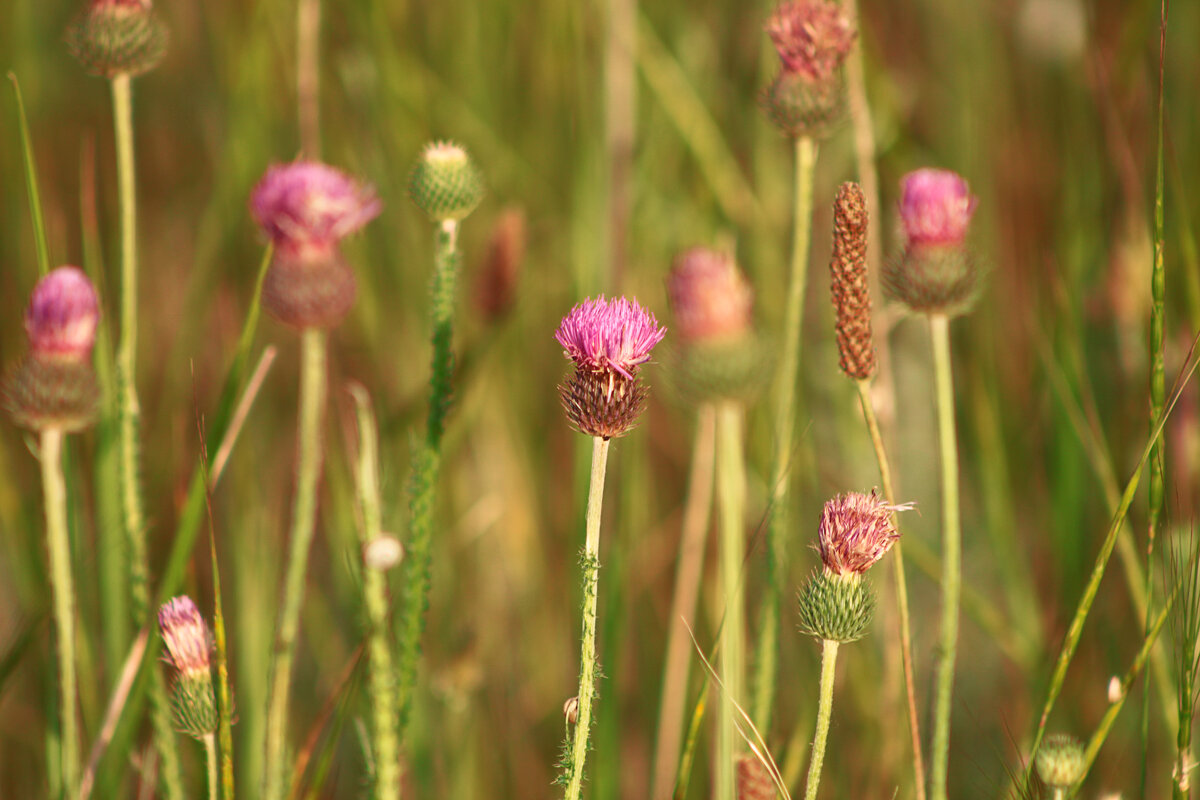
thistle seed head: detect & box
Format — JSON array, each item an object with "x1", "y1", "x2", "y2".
[{"x1": 1035, "y1": 734, "x2": 1085, "y2": 790}]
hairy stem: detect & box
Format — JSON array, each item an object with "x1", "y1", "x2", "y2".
[{"x1": 803, "y1": 639, "x2": 840, "y2": 800}]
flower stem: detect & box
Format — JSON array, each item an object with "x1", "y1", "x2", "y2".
[
  {"x1": 397, "y1": 219, "x2": 461, "y2": 734},
  {"x1": 296, "y1": 0, "x2": 321, "y2": 157},
  {"x1": 855, "y1": 378, "x2": 926, "y2": 800},
  {"x1": 40, "y1": 428, "x2": 78, "y2": 796},
  {"x1": 716, "y1": 400, "x2": 747, "y2": 800},
  {"x1": 803, "y1": 639, "x2": 840, "y2": 800},
  {"x1": 928, "y1": 313, "x2": 961, "y2": 800},
  {"x1": 111, "y1": 71, "x2": 184, "y2": 800},
  {"x1": 204, "y1": 734, "x2": 218, "y2": 800},
  {"x1": 564, "y1": 436, "x2": 612, "y2": 800},
  {"x1": 753, "y1": 134, "x2": 817, "y2": 733},
  {"x1": 263, "y1": 327, "x2": 328, "y2": 800},
  {"x1": 350, "y1": 386, "x2": 399, "y2": 800}
]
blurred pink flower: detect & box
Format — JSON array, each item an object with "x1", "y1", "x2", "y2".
[
  {"x1": 555, "y1": 296, "x2": 666, "y2": 379},
  {"x1": 158, "y1": 596, "x2": 212, "y2": 680},
  {"x1": 816, "y1": 491, "x2": 908, "y2": 576},
  {"x1": 251, "y1": 161, "x2": 381, "y2": 253},
  {"x1": 666, "y1": 248, "x2": 753, "y2": 343},
  {"x1": 24, "y1": 266, "x2": 99, "y2": 360},
  {"x1": 766, "y1": 0, "x2": 856, "y2": 82},
  {"x1": 898, "y1": 169, "x2": 977, "y2": 247}
]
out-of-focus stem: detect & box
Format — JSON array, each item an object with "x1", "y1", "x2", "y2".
[
  {"x1": 263, "y1": 328, "x2": 328, "y2": 800},
  {"x1": 650, "y1": 404, "x2": 716, "y2": 800},
  {"x1": 716, "y1": 400, "x2": 747, "y2": 800},
  {"x1": 297, "y1": 0, "x2": 321, "y2": 157}
]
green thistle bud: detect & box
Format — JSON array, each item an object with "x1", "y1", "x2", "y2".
[
  {"x1": 170, "y1": 674, "x2": 218, "y2": 739},
  {"x1": 797, "y1": 569, "x2": 875, "y2": 643},
  {"x1": 882, "y1": 243, "x2": 983, "y2": 318},
  {"x1": 1035, "y1": 734, "x2": 1085, "y2": 790},
  {"x1": 66, "y1": 0, "x2": 167, "y2": 79},
  {"x1": 409, "y1": 142, "x2": 485, "y2": 223},
  {"x1": 158, "y1": 597, "x2": 218, "y2": 740},
  {"x1": 2, "y1": 357, "x2": 100, "y2": 433},
  {"x1": 763, "y1": 69, "x2": 846, "y2": 140},
  {"x1": 669, "y1": 333, "x2": 772, "y2": 404}
]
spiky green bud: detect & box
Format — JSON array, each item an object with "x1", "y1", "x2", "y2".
[
  {"x1": 409, "y1": 142, "x2": 485, "y2": 223},
  {"x1": 2, "y1": 357, "x2": 100, "y2": 433},
  {"x1": 170, "y1": 674, "x2": 218, "y2": 739},
  {"x1": 66, "y1": 0, "x2": 167, "y2": 79},
  {"x1": 882, "y1": 243, "x2": 983, "y2": 317},
  {"x1": 797, "y1": 569, "x2": 875, "y2": 643},
  {"x1": 1036, "y1": 734, "x2": 1085, "y2": 790}
]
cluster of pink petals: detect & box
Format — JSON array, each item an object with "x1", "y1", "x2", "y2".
[
  {"x1": 25, "y1": 266, "x2": 100, "y2": 359},
  {"x1": 666, "y1": 248, "x2": 754, "y2": 343},
  {"x1": 898, "y1": 168, "x2": 977, "y2": 246},
  {"x1": 158, "y1": 596, "x2": 212, "y2": 679},
  {"x1": 816, "y1": 491, "x2": 909, "y2": 576},
  {"x1": 555, "y1": 296, "x2": 666, "y2": 379},
  {"x1": 251, "y1": 161, "x2": 381, "y2": 251},
  {"x1": 766, "y1": 0, "x2": 856, "y2": 82}
]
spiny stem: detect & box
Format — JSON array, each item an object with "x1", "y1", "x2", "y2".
[
  {"x1": 753, "y1": 134, "x2": 817, "y2": 733},
  {"x1": 716, "y1": 400, "x2": 747, "y2": 800},
  {"x1": 111, "y1": 71, "x2": 184, "y2": 800},
  {"x1": 263, "y1": 327, "x2": 328, "y2": 800},
  {"x1": 41, "y1": 428, "x2": 78, "y2": 796},
  {"x1": 928, "y1": 313, "x2": 961, "y2": 800},
  {"x1": 855, "y1": 378, "x2": 926, "y2": 800},
  {"x1": 802, "y1": 639, "x2": 840, "y2": 800},
  {"x1": 564, "y1": 436, "x2": 612, "y2": 800}
]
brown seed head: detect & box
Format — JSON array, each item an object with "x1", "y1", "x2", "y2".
[
  {"x1": 829, "y1": 182, "x2": 876, "y2": 380},
  {"x1": 735, "y1": 754, "x2": 776, "y2": 800}
]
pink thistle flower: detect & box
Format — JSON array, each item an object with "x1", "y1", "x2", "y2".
[
  {"x1": 24, "y1": 267, "x2": 100, "y2": 361},
  {"x1": 898, "y1": 168, "x2": 977, "y2": 247},
  {"x1": 816, "y1": 491, "x2": 909, "y2": 576},
  {"x1": 158, "y1": 596, "x2": 212, "y2": 680},
  {"x1": 766, "y1": 0, "x2": 856, "y2": 82},
  {"x1": 251, "y1": 161, "x2": 381, "y2": 254},
  {"x1": 666, "y1": 248, "x2": 754, "y2": 344},
  {"x1": 555, "y1": 296, "x2": 666, "y2": 380}
]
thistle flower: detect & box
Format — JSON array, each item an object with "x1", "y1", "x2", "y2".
[
  {"x1": 1035, "y1": 734, "x2": 1085, "y2": 791},
  {"x1": 409, "y1": 141, "x2": 486, "y2": 223},
  {"x1": 883, "y1": 168, "x2": 983, "y2": 316},
  {"x1": 556, "y1": 296, "x2": 665, "y2": 439},
  {"x1": 666, "y1": 248, "x2": 753, "y2": 344},
  {"x1": 762, "y1": 0, "x2": 856, "y2": 138},
  {"x1": 65, "y1": 0, "x2": 167, "y2": 78},
  {"x1": 3, "y1": 267, "x2": 101, "y2": 432},
  {"x1": 829, "y1": 183, "x2": 876, "y2": 381},
  {"x1": 250, "y1": 161, "x2": 381, "y2": 328},
  {"x1": 158, "y1": 596, "x2": 217, "y2": 739}
]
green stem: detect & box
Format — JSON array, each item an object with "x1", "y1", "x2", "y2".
[
  {"x1": 41, "y1": 428, "x2": 78, "y2": 796},
  {"x1": 350, "y1": 387, "x2": 399, "y2": 800},
  {"x1": 8, "y1": 72, "x2": 50, "y2": 276},
  {"x1": 111, "y1": 71, "x2": 184, "y2": 800},
  {"x1": 928, "y1": 313, "x2": 961, "y2": 800},
  {"x1": 397, "y1": 219, "x2": 461, "y2": 734},
  {"x1": 716, "y1": 401, "x2": 747, "y2": 800},
  {"x1": 803, "y1": 639, "x2": 840, "y2": 800},
  {"x1": 855, "y1": 379, "x2": 926, "y2": 800},
  {"x1": 564, "y1": 436, "x2": 612, "y2": 800},
  {"x1": 204, "y1": 734, "x2": 218, "y2": 800},
  {"x1": 753, "y1": 134, "x2": 817, "y2": 733},
  {"x1": 263, "y1": 328, "x2": 328, "y2": 800}
]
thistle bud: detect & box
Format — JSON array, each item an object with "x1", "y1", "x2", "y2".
[
  {"x1": 555, "y1": 296, "x2": 665, "y2": 440},
  {"x1": 158, "y1": 596, "x2": 217, "y2": 739},
  {"x1": 829, "y1": 183, "x2": 876, "y2": 381},
  {"x1": 883, "y1": 169, "x2": 983, "y2": 316},
  {"x1": 472, "y1": 207, "x2": 526, "y2": 322},
  {"x1": 409, "y1": 142, "x2": 485, "y2": 223},
  {"x1": 762, "y1": 0, "x2": 856, "y2": 139},
  {"x1": 66, "y1": 0, "x2": 167, "y2": 79},
  {"x1": 1035, "y1": 734, "x2": 1085, "y2": 790}
]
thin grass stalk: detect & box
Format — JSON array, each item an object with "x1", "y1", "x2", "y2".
[
  {"x1": 564, "y1": 436, "x2": 612, "y2": 800},
  {"x1": 855, "y1": 379, "x2": 926, "y2": 798},
  {"x1": 111, "y1": 71, "x2": 184, "y2": 800},
  {"x1": 206, "y1": 474, "x2": 235, "y2": 800},
  {"x1": 928, "y1": 312, "x2": 961, "y2": 800},
  {"x1": 802, "y1": 639, "x2": 840, "y2": 800},
  {"x1": 754, "y1": 135, "x2": 817, "y2": 733},
  {"x1": 263, "y1": 328, "x2": 328, "y2": 800},
  {"x1": 41, "y1": 428, "x2": 79, "y2": 795},
  {"x1": 1172, "y1": 534, "x2": 1200, "y2": 799},
  {"x1": 651, "y1": 403, "x2": 717, "y2": 800},
  {"x1": 397, "y1": 218, "x2": 461, "y2": 733},
  {"x1": 716, "y1": 400, "x2": 747, "y2": 800},
  {"x1": 8, "y1": 72, "x2": 50, "y2": 276},
  {"x1": 350, "y1": 387, "x2": 399, "y2": 800}
]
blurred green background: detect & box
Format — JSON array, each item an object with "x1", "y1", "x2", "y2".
[{"x1": 2, "y1": 0, "x2": 1199, "y2": 796}]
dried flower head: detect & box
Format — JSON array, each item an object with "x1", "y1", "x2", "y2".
[
  {"x1": 898, "y1": 169, "x2": 977, "y2": 247},
  {"x1": 816, "y1": 491, "x2": 907, "y2": 576},
  {"x1": 409, "y1": 141, "x2": 486, "y2": 223},
  {"x1": 555, "y1": 296, "x2": 666, "y2": 380},
  {"x1": 766, "y1": 0, "x2": 856, "y2": 82},
  {"x1": 829, "y1": 183, "x2": 875, "y2": 380},
  {"x1": 158, "y1": 596, "x2": 212, "y2": 680},
  {"x1": 251, "y1": 161, "x2": 381, "y2": 254},
  {"x1": 65, "y1": 0, "x2": 166, "y2": 78},
  {"x1": 25, "y1": 267, "x2": 100, "y2": 361},
  {"x1": 666, "y1": 248, "x2": 754, "y2": 344},
  {"x1": 1036, "y1": 734, "x2": 1085, "y2": 790}
]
